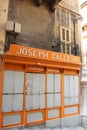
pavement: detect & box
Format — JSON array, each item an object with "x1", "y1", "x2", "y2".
[{"x1": 2, "y1": 126, "x2": 87, "y2": 130}]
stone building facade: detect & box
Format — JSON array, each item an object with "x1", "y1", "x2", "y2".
[
  {"x1": 80, "y1": 1, "x2": 87, "y2": 127},
  {"x1": 0, "y1": 0, "x2": 81, "y2": 54},
  {"x1": 0, "y1": 0, "x2": 82, "y2": 129}
]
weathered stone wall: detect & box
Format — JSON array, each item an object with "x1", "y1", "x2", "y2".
[
  {"x1": 7, "y1": 0, "x2": 81, "y2": 50},
  {"x1": 59, "y1": 0, "x2": 80, "y2": 14},
  {"x1": 0, "y1": 0, "x2": 9, "y2": 54},
  {"x1": 8, "y1": 0, "x2": 55, "y2": 50}
]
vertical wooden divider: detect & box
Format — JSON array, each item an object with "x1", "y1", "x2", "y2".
[
  {"x1": 78, "y1": 75, "x2": 80, "y2": 114},
  {"x1": 0, "y1": 61, "x2": 3, "y2": 128},
  {"x1": 45, "y1": 68, "x2": 48, "y2": 121},
  {"x1": 60, "y1": 72, "x2": 64, "y2": 118},
  {"x1": 23, "y1": 65, "x2": 26, "y2": 125}
]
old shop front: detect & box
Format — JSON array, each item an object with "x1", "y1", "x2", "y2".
[{"x1": 0, "y1": 44, "x2": 81, "y2": 128}]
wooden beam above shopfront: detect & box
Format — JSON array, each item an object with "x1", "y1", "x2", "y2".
[{"x1": 3, "y1": 44, "x2": 81, "y2": 71}]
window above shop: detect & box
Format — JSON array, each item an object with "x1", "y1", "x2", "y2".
[
  {"x1": 60, "y1": 9, "x2": 71, "y2": 44},
  {"x1": 61, "y1": 9, "x2": 70, "y2": 27},
  {"x1": 61, "y1": 27, "x2": 70, "y2": 43}
]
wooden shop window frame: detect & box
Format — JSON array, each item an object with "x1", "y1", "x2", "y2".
[
  {"x1": 63, "y1": 73, "x2": 80, "y2": 118},
  {"x1": 0, "y1": 44, "x2": 81, "y2": 128},
  {"x1": 46, "y1": 72, "x2": 61, "y2": 120}
]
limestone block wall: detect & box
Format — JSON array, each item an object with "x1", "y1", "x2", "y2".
[
  {"x1": 59, "y1": 0, "x2": 80, "y2": 14},
  {"x1": 6, "y1": 0, "x2": 81, "y2": 51},
  {"x1": 0, "y1": 0, "x2": 9, "y2": 54}
]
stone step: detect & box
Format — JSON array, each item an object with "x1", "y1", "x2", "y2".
[
  {"x1": 3, "y1": 126, "x2": 87, "y2": 130},
  {"x1": 68, "y1": 127, "x2": 86, "y2": 130}
]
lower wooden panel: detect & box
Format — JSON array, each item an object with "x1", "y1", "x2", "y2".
[
  {"x1": 2, "y1": 112, "x2": 23, "y2": 127},
  {"x1": 26, "y1": 110, "x2": 45, "y2": 125},
  {"x1": 64, "y1": 106, "x2": 79, "y2": 116},
  {"x1": 47, "y1": 108, "x2": 60, "y2": 120}
]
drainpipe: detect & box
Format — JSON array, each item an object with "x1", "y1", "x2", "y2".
[
  {"x1": 73, "y1": 16, "x2": 83, "y2": 56},
  {"x1": 73, "y1": 19, "x2": 77, "y2": 55}
]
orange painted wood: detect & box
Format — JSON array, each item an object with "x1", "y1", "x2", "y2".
[
  {"x1": 60, "y1": 74, "x2": 64, "y2": 118},
  {"x1": 2, "y1": 112, "x2": 23, "y2": 127},
  {"x1": 45, "y1": 73, "x2": 48, "y2": 121},
  {"x1": 23, "y1": 70, "x2": 26, "y2": 125},
  {"x1": 5, "y1": 44, "x2": 81, "y2": 65},
  {"x1": 64, "y1": 69, "x2": 79, "y2": 75},
  {"x1": 4, "y1": 63, "x2": 24, "y2": 71},
  {"x1": 0, "y1": 58, "x2": 4, "y2": 128},
  {"x1": 47, "y1": 107, "x2": 60, "y2": 120},
  {"x1": 64, "y1": 113, "x2": 79, "y2": 118},
  {"x1": 46, "y1": 67, "x2": 60, "y2": 73},
  {"x1": 0, "y1": 44, "x2": 81, "y2": 128},
  {"x1": 78, "y1": 76, "x2": 80, "y2": 114},
  {"x1": 3, "y1": 44, "x2": 81, "y2": 71},
  {"x1": 3, "y1": 56, "x2": 81, "y2": 71},
  {"x1": 64, "y1": 104, "x2": 79, "y2": 108},
  {"x1": 26, "y1": 109, "x2": 45, "y2": 125},
  {"x1": 25, "y1": 65, "x2": 45, "y2": 73},
  {"x1": 2, "y1": 124, "x2": 23, "y2": 129}
]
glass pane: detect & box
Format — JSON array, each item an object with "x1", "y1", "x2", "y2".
[
  {"x1": 64, "y1": 75, "x2": 69, "y2": 97},
  {"x1": 47, "y1": 94, "x2": 54, "y2": 108},
  {"x1": 54, "y1": 74, "x2": 61, "y2": 92},
  {"x1": 61, "y1": 9, "x2": 69, "y2": 26},
  {"x1": 27, "y1": 112, "x2": 43, "y2": 123},
  {"x1": 66, "y1": 30, "x2": 69, "y2": 42},
  {"x1": 62, "y1": 28, "x2": 65, "y2": 41},
  {"x1": 2, "y1": 95, "x2": 13, "y2": 112},
  {"x1": 3, "y1": 70, "x2": 14, "y2": 93},
  {"x1": 61, "y1": 9, "x2": 66, "y2": 25},
  {"x1": 69, "y1": 76, "x2": 74, "y2": 97},
  {"x1": 47, "y1": 74, "x2": 54, "y2": 92},
  {"x1": 26, "y1": 73, "x2": 45, "y2": 94},
  {"x1": 26, "y1": 94, "x2": 32, "y2": 110},
  {"x1": 32, "y1": 94, "x2": 39, "y2": 109},
  {"x1": 74, "y1": 76, "x2": 78, "y2": 97},
  {"x1": 3, "y1": 114, "x2": 21, "y2": 125},
  {"x1": 66, "y1": 12, "x2": 69, "y2": 26},
  {"x1": 14, "y1": 71, "x2": 24, "y2": 93},
  {"x1": 13, "y1": 94, "x2": 23, "y2": 111}
]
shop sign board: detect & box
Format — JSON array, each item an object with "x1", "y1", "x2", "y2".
[{"x1": 5, "y1": 44, "x2": 81, "y2": 64}]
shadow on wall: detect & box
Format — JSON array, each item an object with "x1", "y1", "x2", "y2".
[
  {"x1": 32, "y1": 0, "x2": 57, "y2": 12},
  {"x1": 15, "y1": 29, "x2": 54, "y2": 50},
  {"x1": 6, "y1": 0, "x2": 61, "y2": 51}
]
